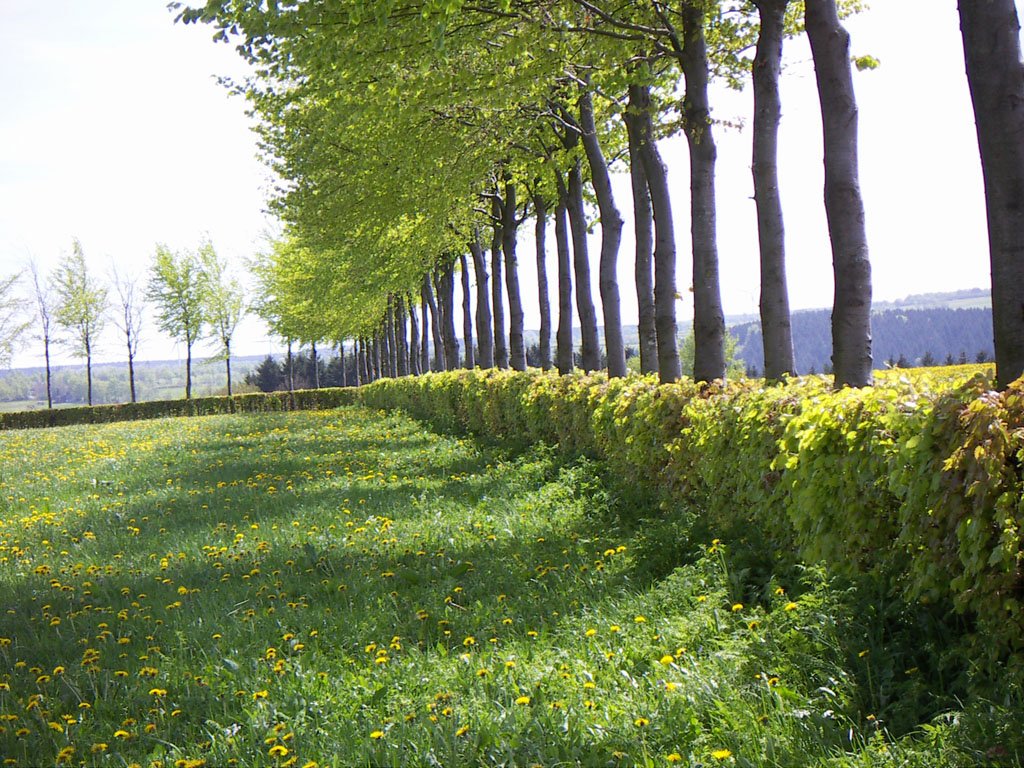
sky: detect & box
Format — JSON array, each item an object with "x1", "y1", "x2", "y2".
[{"x1": 0, "y1": 0, "x2": 1016, "y2": 369}]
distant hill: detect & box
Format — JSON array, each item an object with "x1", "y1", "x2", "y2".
[{"x1": 730, "y1": 288, "x2": 994, "y2": 374}]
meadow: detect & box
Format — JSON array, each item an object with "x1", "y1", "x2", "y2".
[{"x1": 0, "y1": 406, "x2": 1020, "y2": 767}]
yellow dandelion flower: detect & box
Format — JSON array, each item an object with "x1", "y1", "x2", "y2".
[
  {"x1": 370, "y1": 730, "x2": 385, "y2": 740},
  {"x1": 659, "y1": 654, "x2": 675, "y2": 666},
  {"x1": 731, "y1": 603, "x2": 743, "y2": 612},
  {"x1": 666, "y1": 754, "x2": 683, "y2": 764},
  {"x1": 585, "y1": 628, "x2": 597, "y2": 637},
  {"x1": 515, "y1": 695, "x2": 531, "y2": 706},
  {"x1": 634, "y1": 717, "x2": 650, "y2": 727},
  {"x1": 268, "y1": 744, "x2": 289, "y2": 757},
  {"x1": 712, "y1": 748, "x2": 732, "y2": 760},
  {"x1": 634, "y1": 615, "x2": 646, "y2": 623},
  {"x1": 91, "y1": 743, "x2": 108, "y2": 754},
  {"x1": 784, "y1": 602, "x2": 798, "y2": 612},
  {"x1": 456, "y1": 725, "x2": 470, "y2": 737}
]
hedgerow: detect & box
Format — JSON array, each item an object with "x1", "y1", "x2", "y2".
[{"x1": 358, "y1": 365, "x2": 1024, "y2": 674}]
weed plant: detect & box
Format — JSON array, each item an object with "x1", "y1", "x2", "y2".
[{"x1": 0, "y1": 408, "x2": 1019, "y2": 766}]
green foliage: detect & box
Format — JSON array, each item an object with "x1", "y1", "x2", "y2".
[
  {"x1": 51, "y1": 239, "x2": 108, "y2": 360},
  {"x1": 147, "y1": 243, "x2": 209, "y2": 351},
  {"x1": 356, "y1": 365, "x2": 1024, "y2": 674},
  {"x1": 0, "y1": 271, "x2": 30, "y2": 368}
]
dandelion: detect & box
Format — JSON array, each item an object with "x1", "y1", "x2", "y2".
[
  {"x1": 268, "y1": 744, "x2": 289, "y2": 758},
  {"x1": 91, "y1": 744, "x2": 108, "y2": 754},
  {"x1": 515, "y1": 695, "x2": 531, "y2": 706},
  {"x1": 585, "y1": 628, "x2": 597, "y2": 637},
  {"x1": 634, "y1": 717, "x2": 650, "y2": 727},
  {"x1": 712, "y1": 749, "x2": 733, "y2": 760},
  {"x1": 659, "y1": 654, "x2": 675, "y2": 666},
  {"x1": 634, "y1": 615, "x2": 646, "y2": 623},
  {"x1": 456, "y1": 725, "x2": 469, "y2": 737},
  {"x1": 370, "y1": 730, "x2": 385, "y2": 740},
  {"x1": 731, "y1": 603, "x2": 743, "y2": 612},
  {"x1": 666, "y1": 754, "x2": 683, "y2": 764},
  {"x1": 784, "y1": 602, "x2": 798, "y2": 612},
  {"x1": 149, "y1": 688, "x2": 167, "y2": 697}
]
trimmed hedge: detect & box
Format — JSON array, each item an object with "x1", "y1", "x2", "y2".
[
  {"x1": 0, "y1": 387, "x2": 359, "y2": 431},
  {"x1": 357, "y1": 366, "x2": 1024, "y2": 671}
]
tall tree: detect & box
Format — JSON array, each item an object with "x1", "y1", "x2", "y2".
[
  {"x1": 437, "y1": 261, "x2": 461, "y2": 370},
  {"x1": 624, "y1": 87, "x2": 658, "y2": 375},
  {"x1": 0, "y1": 271, "x2": 29, "y2": 370},
  {"x1": 459, "y1": 254, "x2": 475, "y2": 369},
  {"x1": 681, "y1": 2, "x2": 726, "y2": 382},
  {"x1": 565, "y1": 160, "x2": 601, "y2": 371},
  {"x1": 200, "y1": 245, "x2": 247, "y2": 397},
  {"x1": 501, "y1": 180, "x2": 528, "y2": 371},
  {"x1": 554, "y1": 179, "x2": 575, "y2": 374},
  {"x1": 110, "y1": 265, "x2": 145, "y2": 403},
  {"x1": 148, "y1": 243, "x2": 209, "y2": 400},
  {"x1": 491, "y1": 198, "x2": 509, "y2": 369},
  {"x1": 752, "y1": 0, "x2": 796, "y2": 380},
  {"x1": 469, "y1": 237, "x2": 494, "y2": 368},
  {"x1": 27, "y1": 262, "x2": 54, "y2": 409},
  {"x1": 806, "y1": 0, "x2": 873, "y2": 387},
  {"x1": 958, "y1": 0, "x2": 1024, "y2": 388},
  {"x1": 533, "y1": 191, "x2": 553, "y2": 370},
  {"x1": 52, "y1": 239, "x2": 108, "y2": 406},
  {"x1": 578, "y1": 85, "x2": 627, "y2": 378}
]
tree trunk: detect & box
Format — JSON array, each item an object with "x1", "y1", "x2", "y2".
[
  {"x1": 128, "y1": 349, "x2": 137, "y2": 402},
  {"x1": 534, "y1": 193, "x2": 552, "y2": 370},
  {"x1": 625, "y1": 85, "x2": 658, "y2": 375},
  {"x1": 385, "y1": 297, "x2": 397, "y2": 378},
  {"x1": 225, "y1": 339, "x2": 233, "y2": 395},
  {"x1": 491, "y1": 199, "x2": 509, "y2": 369},
  {"x1": 567, "y1": 159, "x2": 601, "y2": 371},
  {"x1": 502, "y1": 180, "x2": 528, "y2": 371},
  {"x1": 806, "y1": 0, "x2": 873, "y2": 387},
  {"x1": 408, "y1": 292, "x2": 421, "y2": 376},
  {"x1": 439, "y1": 261, "x2": 460, "y2": 370},
  {"x1": 579, "y1": 85, "x2": 627, "y2": 378},
  {"x1": 681, "y1": 3, "x2": 726, "y2": 383},
  {"x1": 371, "y1": 335, "x2": 381, "y2": 381},
  {"x1": 395, "y1": 295, "x2": 409, "y2": 377},
  {"x1": 958, "y1": 0, "x2": 1024, "y2": 388},
  {"x1": 184, "y1": 338, "x2": 192, "y2": 401},
  {"x1": 753, "y1": 0, "x2": 797, "y2": 381},
  {"x1": 459, "y1": 254, "x2": 475, "y2": 368},
  {"x1": 86, "y1": 342, "x2": 94, "y2": 406},
  {"x1": 44, "y1": 337, "x2": 52, "y2": 409},
  {"x1": 469, "y1": 237, "x2": 494, "y2": 368},
  {"x1": 423, "y1": 274, "x2": 443, "y2": 371},
  {"x1": 630, "y1": 82, "x2": 681, "y2": 382},
  {"x1": 554, "y1": 177, "x2": 575, "y2": 375},
  {"x1": 311, "y1": 340, "x2": 320, "y2": 388},
  {"x1": 420, "y1": 296, "x2": 430, "y2": 374}
]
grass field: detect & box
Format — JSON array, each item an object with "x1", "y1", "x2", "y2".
[{"x1": 0, "y1": 407, "x2": 1020, "y2": 767}]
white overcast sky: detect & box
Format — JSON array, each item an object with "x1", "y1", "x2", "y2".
[{"x1": 0, "y1": 0, "x2": 1016, "y2": 368}]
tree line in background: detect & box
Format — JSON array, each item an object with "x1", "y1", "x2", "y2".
[
  {"x1": 0, "y1": 238, "x2": 246, "y2": 407},
  {"x1": 169, "y1": 0, "x2": 1024, "y2": 392}
]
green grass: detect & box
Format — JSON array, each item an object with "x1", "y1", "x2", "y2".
[{"x1": 0, "y1": 407, "x2": 1020, "y2": 767}]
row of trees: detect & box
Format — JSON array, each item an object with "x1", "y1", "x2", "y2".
[
  {"x1": 174, "y1": 0, "x2": 1024, "y2": 391},
  {"x1": 0, "y1": 239, "x2": 246, "y2": 406}
]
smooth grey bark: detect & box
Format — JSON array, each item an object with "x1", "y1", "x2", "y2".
[
  {"x1": 502, "y1": 181, "x2": 527, "y2": 371},
  {"x1": 469, "y1": 237, "x2": 494, "y2": 368},
  {"x1": 86, "y1": 340, "x2": 94, "y2": 405},
  {"x1": 408, "y1": 292, "x2": 421, "y2": 376},
  {"x1": 681, "y1": 3, "x2": 726, "y2": 383},
  {"x1": 395, "y1": 295, "x2": 409, "y2": 377},
  {"x1": 806, "y1": 0, "x2": 873, "y2": 387},
  {"x1": 438, "y1": 261, "x2": 461, "y2": 370},
  {"x1": 491, "y1": 198, "x2": 509, "y2": 369},
  {"x1": 382, "y1": 304, "x2": 395, "y2": 379},
  {"x1": 371, "y1": 335, "x2": 381, "y2": 381},
  {"x1": 628, "y1": 82, "x2": 681, "y2": 382},
  {"x1": 579, "y1": 86, "x2": 627, "y2": 378},
  {"x1": 310, "y1": 340, "x2": 319, "y2": 389},
  {"x1": 420, "y1": 296, "x2": 430, "y2": 374},
  {"x1": 958, "y1": 0, "x2": 1024, "y2": 388},
  {"x1": 459, "y1": 253, "x2": 475, "y2": 369},
  {"x1": 422, "y1": 274, "x2": 443, "y2": 371},
  {"x1": 567, "y1": 159, "x2": 601, "y2": 371},
  {"x1": 753, "y1": 0, "x2": 797, "y2": 380},
  {"x1": 624, "y1": 84, "x2": 658, "y2": 375},
  {"x1": 286, "y1": 340, "x2": 295, "y2": 393},
  {"x1": 533, "y1": 193, "x2": 553, "y2": 370},
  {"x1": 554, "y1": 176, "x2": 575, "y2": 375}
]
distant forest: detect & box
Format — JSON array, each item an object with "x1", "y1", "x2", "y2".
[{"x1": 732, "y1": 306, "x2": 994, "y2": 375}]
